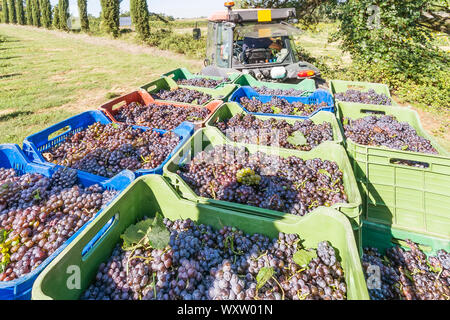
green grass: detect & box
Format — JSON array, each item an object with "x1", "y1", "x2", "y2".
[{"x1": 0, "y1": 24, "x2": 200, "y2": 145}]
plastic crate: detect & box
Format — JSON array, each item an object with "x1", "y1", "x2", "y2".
[
  {"x1": 329, "y1": 79, "x2": 396, "y2": 105},
  {"x1": 206, "y1": 102, "x2": 344, "y2": 148},
  {"x1": 99, "y1": 90, "x2": 223, "y2": 131},
  {"x1": 31, "y1": 175, "x2": 369, "y2": 300},
  {"x1": 362, "y1": 220, "x2": 450, "y2": 256},
  {"x1": 229, "y1": 87, "x2": 335, "y2": 119},
  {"x1": 163, "y1": 127, "x2": 362, "y2": 238},
  {"x1": 163, "y1": 67, "x2": 241, "y2": 89},
  {"x1": 140, "y1": 77, "x2": 238, "y2": 106},
  {"x1": 22, "y1": 111, "x2": 195, "y2": 179},
  {"x1": 336, "y1": 102, "x2": 450, "y2": 240},
  {"x1": 0, "y1": 144, "x2": 134, "y2": 300},
  {"x1": 233, "y1": 74, "x2": 316, "y2": 96}
]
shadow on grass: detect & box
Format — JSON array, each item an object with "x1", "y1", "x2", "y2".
[
  {"x1": 0, "y1": 56, "x2": 22, "y2": 60},
  {"x1": 0, "y1": 110, "x2": 33, "y2": 122},
  {"x1": 0, "y1": 73, "x2": 21, "y2": 79}
]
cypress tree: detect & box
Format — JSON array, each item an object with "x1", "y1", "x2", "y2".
[
  {"x1": 58, "y1": 0, "x2": 68, "y2": 31},
  {"x1": 31, "y1": 0, "x2": 40, "y2": 26},
  {"x1": 8, "y1": 0, "x2": 16, "y2": 23},
  {"x1": 39, "y1": 0, "x2": 51, "y2": 28},
  {"x1": 77, "y1": 0, "x2": 88, "y2": 32},
  {"x1": 2, "y1": 0, "x2": 9, "y2": 23},
  {"x1": 25, "y1": 0, "x2": 32, "y2": 24},
  {"x1": 130, "y1": 0, "x2": 150, "y2": 40},
  {"x1": 52, "y1": 3, "x2": 59, "y2": 29},
  {"x1": 16, "y1": 0, "x2": 24, "y2": 25},
  {"x1": 101, "y1": 0, "x2": 119, "y2": 37}
]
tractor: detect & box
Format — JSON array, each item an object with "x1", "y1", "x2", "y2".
[{"x1": 199, "y1": 2, "x2": 322, "y2": 85}]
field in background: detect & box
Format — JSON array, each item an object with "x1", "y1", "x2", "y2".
[{"x1": 0, "y1": 22, "x2": 448, "y2": 150}]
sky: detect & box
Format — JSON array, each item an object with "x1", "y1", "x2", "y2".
[{"x1": 49, "y1": 0, "x2": 227, "y2": 19}]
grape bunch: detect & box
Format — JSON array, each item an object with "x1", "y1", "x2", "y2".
[
  {"x1": 113, "y1": 102, "x2": 210, "y2": 130},
  {"x1": 0, "y1": 167, "x2": 118, "y2": 281},
  {"x1": 343, "y1": 115, "x2": 438, "y2": 154},
  {"x1": 176, "y1": 77, "x2": 230, "y2": 88},
  {"x1": 362, "y1": 241, "x2": 450, "y2": 300},
  {"x1": 215, "y1": 113, "x2": 333, "y2": 151},
  {"x1": 254, "y1": 86, "x2": 306, "y2": 97},
  {"x1": 43, "y1": 122, "x2": 180, "y2": 178},
  {"x1": 151, "y1": 88, "x2": 212, "y2": 104},
  {"x1": 239, "y1": 96, "x2": 327, "y2": 116},
  {"x1": 82, "y1": 217, "x2": 347, "y2": 300},
  {"x1": 177, "y1": 145, "x2": 348, "y2": 216},
  {"x1": 334, "y1": 89, "x2": 392, "y2": 105}
]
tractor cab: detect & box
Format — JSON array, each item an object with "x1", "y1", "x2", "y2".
[{"x1": 202, "y1": 2, "x2": 320, "y2": 83}]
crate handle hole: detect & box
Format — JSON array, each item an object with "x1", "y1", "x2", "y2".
[
  {"x1": 390, "y1": 158, "x2": 429, "y2": 169},
  {"x1": 81, "y1": 213, "x2": 119, "y2": 259},
  {"x1": 361, "y1": 109, "x2": 385, "y2": 115},
  {"x1": 111, "y1": 102, "x2": 126, "y2": 111},
  {"x1": 48, "y1": 125, "x2": 71, "y2": 141},
  {"x1": 167, "y1": 73, "x2": 175, "y2": 78},
  {"x1": 147, "y1": 85, "x2": 157, "y2": 92}
]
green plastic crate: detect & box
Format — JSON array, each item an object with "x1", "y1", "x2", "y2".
[
  {"x1": 163, "y1": 127, "x2": 362, "y2": 235},
  {"x1": 31, "y1": 175, "x2": 369, "y2": 300},
  {"x1": 163, "y1": 67, "x2": 241, "y2": 89},
  {"x1": 140, "y1": 77, "x2": 238, "y2": 106},
  {"x1": 362, "y1": 220, "x2": 450, "y2": 256},
  {"x1": 233, "y1": 74, "x2": 316, "y2": 96},
  {"x1": 336, "y1": 102, "x2": 450, "y2": 240},
  {"x1": 329, "y1": 79, "x2": 396, "y2": 106},
  {"x1": 206, "y1": 102, "x2": 344, "y2": 148}
]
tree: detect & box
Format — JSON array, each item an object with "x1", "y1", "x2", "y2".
[
  {"x1": 16, "y1": 0, "x2": 24, "y2": 24},
  {"x1": 101, "y1": 0, "x2": 119, "y2": 37},
  {"x1": 8, "y1": 0, "x2": 16, "y2": 23},
  {"x1": 52, "y1": 3, "x2": 59, "y2": 29},
  {"x1": 39, "y1": 0, "x2": 51, "y2": 28},
  {"x1": 58, "y1": 0, "x2": 69, "y2": 31},
  {"x1": 130, "y1": 0, "x2": 150, "y2": 40},
  {"x1": 2, "y1": 0, "x2": 9, "y2": 23},
  {"x1": 31, "y1": 0, "x2": 40, "y2": 26},
  {"x1": 25, "y1": 0, "x2": 32, "y2": 24},
  {"x1": 77, "y1": 0, "x2": 89, "y2": 32}
]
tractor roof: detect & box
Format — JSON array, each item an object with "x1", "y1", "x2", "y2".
[{"x1": 208, "y1": 8, "x2": 296, "y2": 23}]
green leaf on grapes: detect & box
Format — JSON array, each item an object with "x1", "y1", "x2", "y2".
[
  {"x1": 33, "y1": 189, "x2": 41, "y2": 200},
  {"x1": 256, "y1": 266, "x2": 274, "y2": 291},
  {"x1": 147, "y1": 212, "x2": 170, "y2": 250},
  {"x1": 403, "y1": 269, "x2": 414, "y2": 282},
  {"x1": 192, "y1": 99, "x2": 198, "y2": 104},
  {"x1": 401, "y1": 145, "x2": 409, "y2": 151},
  {"x1": 293, "y1": 249, "x2": 317, "y2": 267},
  {"x1": 121, "y1": 218, "x2": 153, "y2": 250},
  {"x1": 426, "y1": 261, "x2": 442, "y2": 274},
  {"x1": 287, "y1": 131, "x2": 307, "y2": 146},
  {"x1": 343, "y1": 118, "x2": 349, "y2": 126},
  {"x1": 111, "y1": 123, "x2": 119, "y2": 129},
  {"x1": 1, "y1": 183, "x2": 9, "y2": 190},
  {"x1": 271, "y1": 106, "x2": 281, "y2": 114},
  {"x1": 318, "y1": 169, "x2": 332, "y2": 178},
  {"x1": 0, "y1": 229, "x2": 8, "y2": 244}
]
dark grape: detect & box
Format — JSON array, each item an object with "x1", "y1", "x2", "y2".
[
  {"x1": 152, "y1": 88, "x2": 212, "y2": 104},
  {"x1": 334, "y1": 89, "x2": 392, "y2": 105},
  {"x1": 254, "y1": 86, "x2": 306, "y2": 97},
  {"x1": 239, "y1": 96, "x2": 327, "y2": 116},
  {"x1": 176, "y1": 77, "x2": 230, "y2": 88}
]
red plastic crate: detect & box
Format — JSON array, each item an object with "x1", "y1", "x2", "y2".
[{"x1": 99, "y1": 90, "x2": 223, "y2": 130}]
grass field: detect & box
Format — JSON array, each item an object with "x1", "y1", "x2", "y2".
[
  {"x1": 0, "y1": 23, "x2": 448, "y2": 150},
  {"x1": 0, "y1": 24, "x2": 202, "y2": 145}
]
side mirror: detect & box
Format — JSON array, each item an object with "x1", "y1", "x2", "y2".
[{"x1": 193, "y1": 28, "x2": 201, "y2": 40}]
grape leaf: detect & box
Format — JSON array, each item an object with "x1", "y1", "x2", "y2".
[
  {"x1": 271, "y1": 106, "x2": 281, "y2": 114},
  {"x1": 343, "y1": 118, "x2": 349, "y2": 126},
  {"x1": 256, "y1": 266, "x2": 274, "y2": 291},
  {"x1": 0, "y1": 229, "x2": 7, "y2": 244},
  {"x1": 121, "y1": 218, "x2": 153, "y2": 249},
  {"x1": 318, "y1": 169, "x2": 332, "y2": 178},
  {"x1": 111, "y1": 123, "x2": 119, "y2": 129},
  {"x1": 147, "y1": 212, "x2": 170, "y2": 250},
  {"x1": 287, "y1": 131, "x2": 307, "y2": 146},
  {"x1": 401, "y1": 145, "x2": 409, "y2": 151},
  {"x1": 293, "y1": 249, "x2": 317, "y2": 267}
]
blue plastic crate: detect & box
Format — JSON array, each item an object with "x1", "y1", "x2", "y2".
[
  {"x1": 22, "y1": 111, "x2": 195, "y2": 179},
  {"x1": 229, "y1": 86, "x2": 335, "y2": 119},
  {"x1": 0, "y1": 144, "x2": 134, "y2": 300}
]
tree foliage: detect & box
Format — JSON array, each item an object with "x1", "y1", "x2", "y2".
[
  {"x1": 15, "y1": 0, "x2": 25, "y2": 24},
  {"x1": 2, "y1": 0, "x2": 9, "y2": 23},
  {"x1": 130, "y1": 0, "x2": 150, "y2": 40},
  {"x1": 39, "y1": 0, "x2": 51, "y2": 28},
  {"x1": 58, "y1": 0, "x2": 69, "y2": 31},
  {"x1": 77, "y1": 0, "x2": 89, "y2": 32},
  {"x1": 31, "y1": 0, "x2": 40, "y2": 26},
  {"x1": 25, "y1": 0, "x2": 31, "y2": 24},
  {"x1": 101, "y1": 0, "x2": 119, "y2": 37},
  {"x1": 7, "y1": 0, "x2": 16, "y2": 23},
  {"x1": 52, "y1": 3, "x2": 59, "y2": 29}
]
